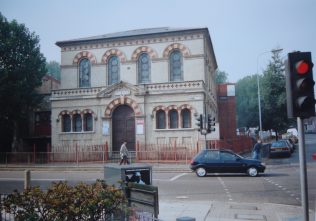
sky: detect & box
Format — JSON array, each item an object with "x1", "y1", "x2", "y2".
[{"x1": 1, "y1": 0, "x2": 316, "y2": 82}]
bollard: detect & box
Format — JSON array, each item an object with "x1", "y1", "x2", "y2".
[
  {"x1": 24, "y1": 170, "x2": 31, "y2": 189},
  {"x1": 176, "y1": 217, "x2": 196, "y2": 221}
]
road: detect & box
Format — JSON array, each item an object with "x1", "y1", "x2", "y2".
[
  {"x1": 153, "y1": 164, "x2": 316, "y2": 208},
  {"x1": 0, "y1": 134, "x2": 315, "y2": 211}
]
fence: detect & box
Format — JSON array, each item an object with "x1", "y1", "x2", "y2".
[{"x1": 0, "y1": 137, "x2": 253, "y2": 166}]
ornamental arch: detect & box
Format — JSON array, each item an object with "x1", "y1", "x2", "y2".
[
  {"x1": 101, "y1": 49, "x2": 127, "y2": 64},
  {"x1": 73, "y1": 51, "x2": 97, "y2": 64},
  {"x1": 131, "y1": 46, "x2": 158, "y2": 61},
  {"x1": 162, "y1": 43, "x2": 190, "y2": 58}
]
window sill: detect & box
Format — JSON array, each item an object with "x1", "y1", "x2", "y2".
[
  {"x1": 60, "y1": 131, "x2": 95, "y2": 134},
  {"x1": 154, "y1": 128, "x2": 195, "y2": 132}
]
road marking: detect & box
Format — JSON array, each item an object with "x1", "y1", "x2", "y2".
[
  {"x1": 217, "y1": 177, "x2": 233, "y2": 201},
  {"x1": 176, "y1": 196, "x2": 189, "y2": 199},
  {"x1": 0, "y1": 178, "x2": 66, "y2": 181},
  {"x1": 169, "y1": 173, "x2": 187, "y2": 181}
]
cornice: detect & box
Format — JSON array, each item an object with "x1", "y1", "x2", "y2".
[{"x1": 60, "y1": 33, "x2": 204, "y2": 54}]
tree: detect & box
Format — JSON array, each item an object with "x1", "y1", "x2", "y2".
[
  {"x1": 46, "y1": 61, "x2": 60, "y2": 80},
  {"x1": 215, "y1": 70, "x2": 228, "y2": 84},
  {"x1": 0, "y1": 13, "x2": 46, "y2": 151},
  {"x1": 236, "y1": 75, "x2": 260, "y2": 129},
  {"x1": 260, "y1": 49, "x2": 289, "y2": 134},
  {"x1": 236, "y1": 48, "x2": 292, "y2": 137}
]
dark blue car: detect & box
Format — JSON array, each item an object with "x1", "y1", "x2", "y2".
[{"x1": 190, "y1": 149, "x2": 266, "y2": 177}]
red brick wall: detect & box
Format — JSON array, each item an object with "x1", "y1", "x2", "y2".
[{"x1": 217, "y1": 84, "x2": 237, "y2": 140}]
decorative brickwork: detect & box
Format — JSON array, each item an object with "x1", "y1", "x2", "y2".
[
  {"x1": 73, "y1": 51, "x2": 97, "y2": 64},
  {"x1": 163, "y1": 43, "x2": 190, "y2": 58},
  {"x1": 131, "y1": 46, "x2": 158, "y2": 61},
  {"x1": 104, "y1": 97, "x2": 142, "y2": 117},
  {"x1": 101, "y1": 49, "x2": 126, "y2": 64},
  {"x1": 167, "y1": 105, "x2": 178, "y2": 112},
  {"x1": 152, "y1": 104, "x2": 196, "y2": 114},
  {"x1": 58, "y1": 109, "x2": 96, "y2": 118},
  {"x1": 178, "y1": 104, "x2": 196, "y2": 114}
]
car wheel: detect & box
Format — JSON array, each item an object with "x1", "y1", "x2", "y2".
[
  {"x1": 196, "y1": 167, "x2": 207, "y2": 177},
  {"x1": 247, "y1": 167, "x2": 258, "y2": 177}
]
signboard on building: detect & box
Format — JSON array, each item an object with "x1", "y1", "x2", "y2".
[
  {"x1": 136, "y1": 119, "x2": 144, "y2": 134},
  {"x1": 102, "y1": 121, "x2": 109, "y2": 135}
]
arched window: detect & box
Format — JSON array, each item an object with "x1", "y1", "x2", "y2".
[
  {"x1": 108, "y1": 56, "x2": 120, "y2": 85},
  {"x1": 62, "y1": 114, "x2": 71, "y2": 132},
  {"x1": 79, "y1": 58, "x2": 91, "y2": 87},
  {"x1": 181, "y1": 109, "x2": 191, "y2": 128},
  {"x1": 169, "y1": 109, "x2": 178, "y2": 129},
  {"x1": 156, "y1": 110, "x2": 166, "y2": 129},
  {"x1": 138, "y1": 53, "x2": 151, "y2": 84},
  {"x1": 83, "y1": 113, "x2": 93, "y2": 131},
  {"x1": 73, "y1": 114, "x2": 82, "y2": 132},
  {"x1": 169, "y1": 50, "x2": 183, "y2": 82}
]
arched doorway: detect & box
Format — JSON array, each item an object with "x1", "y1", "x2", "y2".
[{"x1": 112, "y1": 105, "x2": 135, "y2": 152}]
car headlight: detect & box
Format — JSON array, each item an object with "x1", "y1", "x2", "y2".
[{"x1": 261, "y1": 162, "x2": 266, "y2": 166}]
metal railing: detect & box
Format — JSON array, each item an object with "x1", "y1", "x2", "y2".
[
  {"x1": 0, "y1": 150, "x2": 198, "y2": 166},
  {"x1": 0, "y1": 138, "x2": 253, "y2": 167}
]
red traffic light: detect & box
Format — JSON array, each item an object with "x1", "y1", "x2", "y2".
[
  {"x1": 295, "y1": 60, "x2": 311, "y2": 75},
  {"x1": 286, "y1": 51, "x2": 315, "y2": 119}
]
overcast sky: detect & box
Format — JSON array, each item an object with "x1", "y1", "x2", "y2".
[{"x1": 1, "y1": 0, "x2": 316, "y2": 82}]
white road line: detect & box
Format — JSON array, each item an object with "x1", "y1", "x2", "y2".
[
  {"x1": 0, "y1": 178, "x2": 66, "y2": 181},
  {"x1": 169, "y1": 173, "x2": 187, "y2": 181}
]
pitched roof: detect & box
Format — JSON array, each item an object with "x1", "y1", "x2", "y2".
[{"x1": 56, "y1": 27, "x2": 207, "y2": 46}]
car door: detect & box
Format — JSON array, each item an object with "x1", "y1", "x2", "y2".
[
  {"x1": 219, "y1": 151, "x2": 245, "y2": 173},
  {"x1": 203, "y1": 150, "x2": 221, "y2": 173}
]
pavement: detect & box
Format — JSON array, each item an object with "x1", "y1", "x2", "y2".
[
  {"x1": 159, "y1": 200, "x2": 315, "y2": 221},
  {"x1": 1, "y1": 162, "x2": 316, "y2": 221}
]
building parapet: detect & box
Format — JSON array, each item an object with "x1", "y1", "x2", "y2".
[
  {"x1": 146, "y1": 80, "x2": 205, "y2": 93},
  {"x1": 51, "y1": 80, "x2": 206, "y2": 99}
]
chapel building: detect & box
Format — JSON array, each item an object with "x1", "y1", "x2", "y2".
[{"x1": 52, "y1": 27, "x2": 219, "y2": 152}]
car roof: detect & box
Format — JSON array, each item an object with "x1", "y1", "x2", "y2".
[{"x1": 203, "y1": 149, "x2": 235, "y2": 153}]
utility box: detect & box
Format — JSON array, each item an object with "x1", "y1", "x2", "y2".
[{"x1": 104, "y1": 163, "x2": 152, "y2": 187}]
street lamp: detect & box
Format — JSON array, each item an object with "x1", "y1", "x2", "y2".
[{"x1": 256, "y1": 48, "x2": 283, "y2": 138}]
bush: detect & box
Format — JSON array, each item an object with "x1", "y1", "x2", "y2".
[{"x1": 1, "y1": 180, "x2": 127, "y2": 221}]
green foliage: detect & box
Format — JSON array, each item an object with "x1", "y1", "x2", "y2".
[
  {"x1": 236, "y1": 49, "x2": 290, "y2": 133},
  {"x1": 0, "y1": 13, "x2": 46, "y2": 151},
  {"x1": 1, "y1": 180, "x2": 127, "y2": 221},
  {"x1": 46, "y1": 61, "x2": 60, "y2": 80},
  {"x1": 260, "y1": 50, "x2": 289, "y2": 133},
  {"x1": 215, "y1": 70, "x2": 228, "y2": 84},
  {"x1": 236, "y1": 75, "x2": 260, "y2": 128}
]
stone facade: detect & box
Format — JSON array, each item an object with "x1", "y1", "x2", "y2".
[{"x1": 52, "y1": 27, "x2": 219, "y2": 151}]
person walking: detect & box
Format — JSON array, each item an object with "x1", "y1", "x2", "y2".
[
  {"x1": 119, "y1": 141, "x2": 130, "y2": 165},
  {"x1": 252, "y1": 139, "x2": 262, "y2": 160}
]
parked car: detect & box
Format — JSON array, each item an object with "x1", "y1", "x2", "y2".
[
  {"x1": 190, "y1": 149, "x2": 266, "y2": 177},
  {"x1": 269, "y1": 140, "x2": 292, "y2": 158},
  {"x1": 283, "y1": 139, "x2": 295, "y2": 153}
]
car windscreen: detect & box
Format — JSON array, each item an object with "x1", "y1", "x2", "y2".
[{"x1": 271, "y1": 141, "x2": 286, "y2": 147}]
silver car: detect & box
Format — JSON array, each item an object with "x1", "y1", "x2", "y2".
[{"x1": 269, "y1": 140, "x2": 292, "y2": 158}]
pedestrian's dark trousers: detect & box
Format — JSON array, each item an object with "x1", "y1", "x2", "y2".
[{"x1": 120, "y1": 155, "x2": 129, "y2": 165}]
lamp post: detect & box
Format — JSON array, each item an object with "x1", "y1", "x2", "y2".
[{"x1": 256, "y1": 48, "x2": 283, "y2": 138}]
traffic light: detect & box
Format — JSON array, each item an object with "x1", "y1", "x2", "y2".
[
  {"x1": 196, "y1": 114, "x2": 203, "y2": 131},
  {"x1": 286, "y1": 52, "x2": 315, "y2": 119},
  {"x1": 207, "y1": 114, "x2": 215, "y2": 133}
]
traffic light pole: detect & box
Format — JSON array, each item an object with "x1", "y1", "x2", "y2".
[{"x1": 297, "y1": 117, "x2": 309, "y2": 221}]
